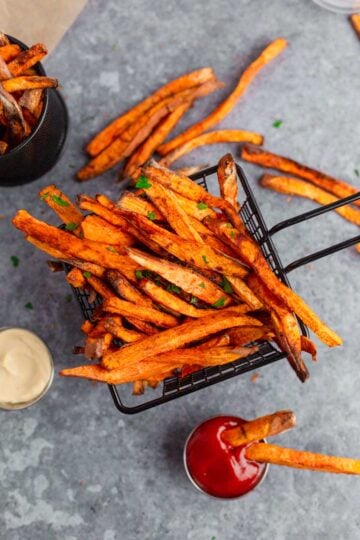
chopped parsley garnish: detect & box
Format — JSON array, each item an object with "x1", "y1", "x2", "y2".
[
  {"x1": 212, "y1": 297, "x2": 225, "y2": 308},
  {"x1": 107, "y1": 246, "x2": 118, "y2": 253},
  {"x1": 221, "y1": 277, "x2": 233, "y2": 294},
  {"x1": 65, "y1": 294, "x2": 73, "y2": 303},
  {"x1": 226, "y1": 222, "x2": 232, "y2": 228},
  {"x1": 199, "y1": 282, "x2": 206, "y2": 288},
  {"x1": 83, "y1": 271, "x2": 92, "y2": 278},
  {"x1": 197, "y1": 201, "x2": 208, "y2": 210},
  {"x1": 355, "y1": 169, "x2": 359, "y2": 177},
  {"x1": 202, "y1": 255, "x2": 209, "y2": 265},
  {"x1": 24, "y1": 302, "x2": 33, "y2": 310},
  {"x1": 167, "y1": 284, "x2": 181, "y2": 294},
  {"x1": 190, "y1": 297, "x2": 198, "y2": 305},
  {"x1": 10, "y1": 255, "x2": 19, "y2": 267},
  {"x1": 230, "y1": 230, "x2": 235, "y2": 238},
  {"x1": 65, "y1": 222, "x2": 78, "y2": 231},
  {"x1": 147, "y1": 211, "x2": 156, "y2": 221},
  {"x1": 40, "y1": 192, "x2": 49, "y2": 200},
  {"x1": 51, "y1": 194, "x2": 70, "y2": 207},
  {"x1": 135, "y1": 270, "x2": 144, "y2": 280},
  {"x1": 135, "y1": 176, "x2": 152, "y2": 189},
  {"x1": 272, "y1": 119, "x2": 283, "y2": 128}
]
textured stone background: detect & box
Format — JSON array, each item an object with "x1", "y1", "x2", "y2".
[{"x1": 1, "y1": 0, "x2": 360, "y2": 539}]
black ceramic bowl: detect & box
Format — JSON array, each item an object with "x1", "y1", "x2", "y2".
[{"x1": 0, "y1": 35, "x2": 68, "y2": 187}]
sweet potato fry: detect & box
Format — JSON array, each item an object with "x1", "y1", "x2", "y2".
[
  {"x1": 101, "y1": 311, "x2": 262, "y2": 370},
  {"x1": 160, "y1": 130, "x2": 263, "y2": 167},
  {"x1": 66, "y1": 267, "x2": 86, "y2": 288},
  {"x1": 142, "y1": 161, "x2": 246, "y2": 231},
  {"x1": 117, "y1": 192, "x2": 164, "y2": 221},
  {"x1": 227, "y1": 326, "x2": 274, "y2": 346},
  {"x1": 139, "y1": 279, "x2": 216, "y2": 318},
  {"x1": 222, "y1": 410, "x2": 296, "y2": 446},
  {"x1": 157, "y1": 38, "x2": 287, "y2": 155},
  {"x1": 12, "y1": 210, "x2": 139, "y2": 281},
  {"x1": 0, "y1": 33, "x2": 9, "y2": 46},
  {"x1": 85, "y1": 275, "x2": 114, "y2": 300},
  {"x1": 0, "y1": 44, "x2": 21, "y2": 62},
  {"x1": 106, "y1": 270, "x2": 153, "y2": 307},
  {"x1": 0, "y1": 56, "x2": 11, "y2": 81},
  {"x1": 39, "y1": 185, "x2": 83, "y2": 228},
  {"x1": 217, "y1": 153, "x2": 240, "y2": 211},
  {"x1": 122, "y1": 100, "x2": 193, "y2": 180},
  {"x1": 103, "y1": 316, "x2": 144, "y2": 342},
  {"x1": 2, "y1": 76, "x2": 58, "y2": 93},
  {"x1": 80, "y1": 214, "x2": 134, "y2": 247},
  {"x1": 8, "y1": 43, "x2": 47, "y2": 76},
  {"x1": 245, "y1": 442, "x2": 360, "y2": 475},
  {"x1": 26, "y1": 235, "x2": 68, "y2": 260},
  {"x1": 242, "y1": 144, "x2": 360, "y2": 207},
  {"x1": 126, "y1": 246, "x2": 231, "y2": 305},
  {"x1": 260, "y1": 174, "x2": 360, "y2": 227},
  {"x1": 226, "y1": 276, "x2": 263, "y2": 310},
  {"x1": 18, "y1": 88, "x2": 43, "y2": 113},
  {"x1": 103, "y1": 296, "x2": 178, "y2": 328},
  {"x1": 86, "y1": 66, "x2": 216, "y2": 157},
  {"x1": 62, "y1": 345, "x2": 258, "y2": 384},
  {"x1": 0, "y1": 140, "x2": 8, "y2": 154},
  {"x1": 161, "y1": 190, "x2": 217, "y2": 221},
  {"x1": 301, "y1": 336, "x2": 317, "y2": 362},
  {"x1": 175, "y1": 164, "x2": 209, "y2": 176},
  {"x1": 125, "y1": 318, "x2": 158, "y2": 335},
  {"x1": 0, "y1": 83, "x2": 26, "y2": 139},
  {"x1": 208, "y1": 219, "x2": 342, "y2": 348},
  {"x1": 350, "y1": 14, "x2": 360, "y2": 38},
  {"x1": 78, "y1": 79, "x2": 223, "y2": 181}
]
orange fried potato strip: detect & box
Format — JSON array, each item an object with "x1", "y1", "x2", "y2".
[
  {"x1": 2, "y1": 76, "x2": 57, "y2": 93},
  {"x1": 8, "y1": 43, "x2": 47, "y2": 76},
  {"x1": 80, "y1": 214, "x2": 134, "y2": 246},
  {"x1": 222, "y1": 410, "x2": 296, "y2": 446},
  {"x1": 0, "y1": 44, "x2": 21, "y2": 62},
  {"x1": 39, "y1": 185, "x2": 83, "y2": 229},
  {"x1": 217, "y1": 153, "x2": 240, "y2": 211}
]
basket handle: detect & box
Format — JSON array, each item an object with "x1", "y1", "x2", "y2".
[{"x1": 268, "y1": 191, "x2": 360, "y2": 273}]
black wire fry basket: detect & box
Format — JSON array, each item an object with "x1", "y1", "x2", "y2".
[{"x1": 68, "y1": 164, "x2": 360, "y2": 414}]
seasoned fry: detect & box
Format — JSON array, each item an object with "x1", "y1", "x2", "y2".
[
  {"x1": 157, "y1": 38, "x2": 287, "y2": 155},
  {"x1": 0, "y1": 44, "x2": 21, "y2": 62},
  {"x1": 118, "y1": 192, "x2": 164, "y2": 221},
  {"x1": 0, "y1": 140, "x2": 8, "y2": 154},
  {"x1": 78, "y1": 79, "x2": 223, "y2": 181},
  {"x1": 80, "y1": 214, "x2": 134, "y2": 246},
  {"x1": 222, "y1": 410, "x2": 296, "y2": 446},
  {"x1": 245, "y1": 442, "x2": 360, "y2": 475},
  {"x1": 103, "y1": 296, "x2": 179, "y2": 328},
  {"x1": 8, "y1": 43, "x2": 47, "y2": 76},
  {"x1": 103, "y1": 316, "x2": 144, "y2": 342},
  {"x1": 86, "y1": 66, "x2": 216, "y2": 157},
  {"x1": 160, "y1": 130, "x2": 263, "y2": 167},
  {"x1": 101, "y1": 311, "x2": 262, "y2": 370},
  {"x1": 217, "y1": 153, "x2": 239, "y2": 211},
  {"x1": 2, "y1": 76, "x2": 58, "y2": 93},
  {"x1": 226, "y1": 275, "x2": 263, "y2": 310},
  {"x1": 175, "y1": 164, "x2": 209, "y2": 176},
  {"x1": 227, "y1": 326, "x2": 274, "y2": 346},
  {"x1": 123, "y1": 100, "x2": 193, "y2": 179},
  {"x1": 301, "y1": 336, "x2": 317, "y2": 362},
  {"x1": 39, "y1": 185, "x2": 83, "y2": 228},
  {"x1": 0, "y1": 83, "x2": 26, "y2": 139},
  {"x1": 350, "y1": 14, "x2": 360, "y2": 38},
  {"x1": 208, "y1": 219, "x2": 342, "y2": 347},
  {"x1": 242, "y1": 144, "x2": 360, "y2": 207},
  {"x1": 106, "y1": 270, "x2": 153, "y2": 307},
  {"x1": 260, "y1": 174, "x2": 360, "y2": 227},
  {"x1": 0, "y1": 56, "x2": 11, "y2": 80},
  {"x1": 127, "y1": 247, "x2": 231, "y2": 305},
  {"x1": 18, "y1": 88, "x2": 43, "y2": 113},
  {"x1": 66, "y1": 267, "x2": 86, "y2": 288}
]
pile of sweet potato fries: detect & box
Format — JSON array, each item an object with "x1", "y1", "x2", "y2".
[
  {"x1": 77, "y1": 38, "x2": 287, "y2": 182},
  {"x1": 0, "y1": 33, "x2": 57, "y2": 153},
  {"x1": 12, "y1": 155, "x2": 342, "y2": 393}
]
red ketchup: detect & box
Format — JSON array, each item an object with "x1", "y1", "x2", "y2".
[{"x1": 184, "y1": 415, "x2": 267, "y2": 498}]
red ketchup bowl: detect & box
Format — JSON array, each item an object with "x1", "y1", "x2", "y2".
[{"x1": 184, "y1": 415, "x2": 268, "y2": 499}]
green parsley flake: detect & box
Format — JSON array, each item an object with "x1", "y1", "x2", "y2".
[
  {"x1": 40, "y1": 192, "x2": 49, "y2": 200},
  {"x1": 167, "y1": 284, "x2": 181, "y2": 294},
  {"x1": 221, "y1": 277, "x2": 233, "y2": 294},
  {"x1": 226, "y1": 222, "x2": 232, "y2": 228},
  {"x1": 107, "y1": 246, "x2": 118, "y2": 253},
  {"x1": 199, "y1": 282, "x2": 206, "y2": 288},
  {"x1": 65, "y1": 222, "x2": 78, "y2": 231},
  {"x1": 65, "y1": 294, "x2": 73, "y2": 303},
  {"x1": 355, "y1": 169, "x2": 359, "y2": 177},
  {"x1": 51, "y1": 194, "x2": 70, "y2": 207},
  {"x1": 202, "y1": 255, "x2": 209, "y2": 265},
  {"x1": 147, "y1": 211, "x2": 156, "y2": 221},
  {"x1": 83, "y1": 271, "x2": 92, "y2": 278},
  {"x1": 212, "y1": 297, "x2": 225, "y2": 308},
  {"x1": 25, "y1": 302, "x2": 33, "y2": 310},
  {"x1": 272, "y1": 119, "x2": 283, "y2": 128},
  {"x1": 230, "y1": 230, "x2": 235, "y2": 238},
  {"x1": 135, "y1": 176, "x2": 152, "y2": 189},
  {"x1": 10, "y1": 255, "x2": 19, "y2": 267},
  {"x1": 190, "y1": 297, "x2": 198, "y2": 305},
  {"x1": 135, "y1": 270, "x2": 144, "y2": 280},
  {"x1": 197, "y1": 201, "x2": 208, "y2": 210}
]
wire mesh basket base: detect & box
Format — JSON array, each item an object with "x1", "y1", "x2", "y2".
[{"x1": 69, "y1": 164, "x2": 308, "y2": 414}]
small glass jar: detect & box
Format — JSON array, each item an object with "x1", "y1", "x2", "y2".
[
  {"x1": 0, "y1": 327, "x2": 54, "y2": 410},
  {"x1": 312, "y1": 0, "x2": 360, "y2": 13}
]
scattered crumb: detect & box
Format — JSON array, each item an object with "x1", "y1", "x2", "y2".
[
  {"x1": 286, "y1": 196, "x2": 293, "y2": 203},
  {"x1": 251, "y1": 372, "x2": 260, "y2": 383}
]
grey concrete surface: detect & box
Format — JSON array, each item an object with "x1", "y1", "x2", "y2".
[{"x1": 1, "y1": 0, "x2": 360, "y2": 538}]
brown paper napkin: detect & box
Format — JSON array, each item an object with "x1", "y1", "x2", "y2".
[{"x1": 0, "y1": 0, "x2": 88, "y2": 53}]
